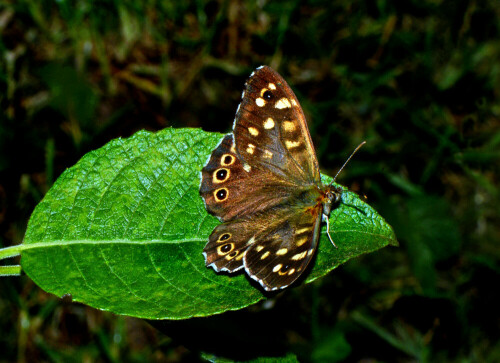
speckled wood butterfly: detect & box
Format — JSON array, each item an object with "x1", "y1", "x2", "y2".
[{"x1": 200, "y1": 66, "x2": 363, "y2": 291}]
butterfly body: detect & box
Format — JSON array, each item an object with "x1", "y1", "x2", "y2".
[{"x1": 200, "y1": 66, "x2": 342, "y2": 291}]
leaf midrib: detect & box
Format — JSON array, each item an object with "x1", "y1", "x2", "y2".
[{"x1": 21, "y1": 238, "x2": 208, "y2": 251}]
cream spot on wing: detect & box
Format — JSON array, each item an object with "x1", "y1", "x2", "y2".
[
  {"x1": 247, "y1": 237, "x2": 256, "y2": 245},
  {"x1": 243, "y1": 163, "x2": 251, "y2": 172},
  {"x1": 291, "y1": 99, "x2": 298, "y2": 107},
  {"x1": 273, "y1": 264, "x2": 282, "y2": 272},
  {"x1": 276, "y1": 248, "x2": 288, "y2": 256},
  {"x1": 283, "y1": 121, "x2": 296, "y2": 132},
  {"x1": 296, "y1": 237, "x2": 308, "y2": 247},
  {"x1": 296, "y1": 227, "x2": 312, "y2": 234},
  {"x1": 288, "y1": 268, "x2": 296, "y2": 275},
  {"x1": 275, "y1": 97, "x2": 292, "y2": 109},
  {"x1": 256, "y1": 98, "x2": 265, "y2": 107},
  {"x1": 261, "y1": 251, "x2": 270, "y2": 260},
  {"x1": 285, "y1": 140, "x2": 301, "y2": 149},
  {"x1": 248, "y1": 127, "x2": 259, "y2": 136},
  {"x1": 268, "y1": 83, "x2": 276, "y2": 90},
  {"x1": 255, "y1": 245, "x2": 264, "y2": 252},
  {"x1": 291, "y1": 251, "x2": 307, "y2": 260},
  {"x1": 246, "y1": 143, "x2": 255, "y2": 154},
  {"x1": 307, "y1": 248, "x2": 314, "y2": 256},
  {"x1": 263, "y1": 150, "x2": 273, "y2": 159},
  {"x1": 264, "y1": 117, "x2": 275, "y2": 129}
]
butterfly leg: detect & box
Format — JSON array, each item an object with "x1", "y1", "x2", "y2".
[{"x1": 323, "y1": 214, "x2": 338, "y2": 248}]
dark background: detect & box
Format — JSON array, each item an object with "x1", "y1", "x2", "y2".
[{"x1": 1, "y1": 0, "x2": 499, "y2": 362}]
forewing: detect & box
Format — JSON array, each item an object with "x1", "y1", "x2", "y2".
[
  {"x1": 233, "y1": 65, "x2": 321, "y2": 185},
  {"x1": 200, "y1": 134, "x2": 299, "y2": 221}
]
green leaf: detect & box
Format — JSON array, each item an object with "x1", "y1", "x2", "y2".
[{"x1": 18, "y1": 128, "x2": 397, "y2": 319}]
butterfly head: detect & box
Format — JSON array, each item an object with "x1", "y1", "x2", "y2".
[{"x1": 322, "y1": 185, "x2": 343, "y2": 216}]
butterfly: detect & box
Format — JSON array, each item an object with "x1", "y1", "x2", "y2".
[{"x1": 200, "y1": 65, "x2": 362, "y2": 291}]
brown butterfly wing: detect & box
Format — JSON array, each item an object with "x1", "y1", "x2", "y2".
[{"x1": 233, "y1": 65, "x2": 321, "y2": 185}]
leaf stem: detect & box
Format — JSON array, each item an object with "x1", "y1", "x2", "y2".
[
  {"x1": 0, "y1": 244, "x2": 23, "y2": 260},
  {"x1": 0, "y1": 245, "x2": 23, "y2": 276},
  {"x1": 0, "y1": 265, "x2": 21, "y2": 276}
]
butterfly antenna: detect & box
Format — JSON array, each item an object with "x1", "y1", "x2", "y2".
[{"x1": 331, "y1": 141, "x2": 366, "y2": 183}]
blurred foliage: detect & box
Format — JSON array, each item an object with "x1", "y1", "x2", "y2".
[{"x1": 0, "y1": 0, "x2": 499, "y2": 361}]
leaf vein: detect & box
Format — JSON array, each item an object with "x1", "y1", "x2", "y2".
[
  {"x1": 98, "y1": 246, "x2": 165, "y2": 310},
  {"x1": 146, "y1": 244, "x2": 211, "y2": 306}
]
